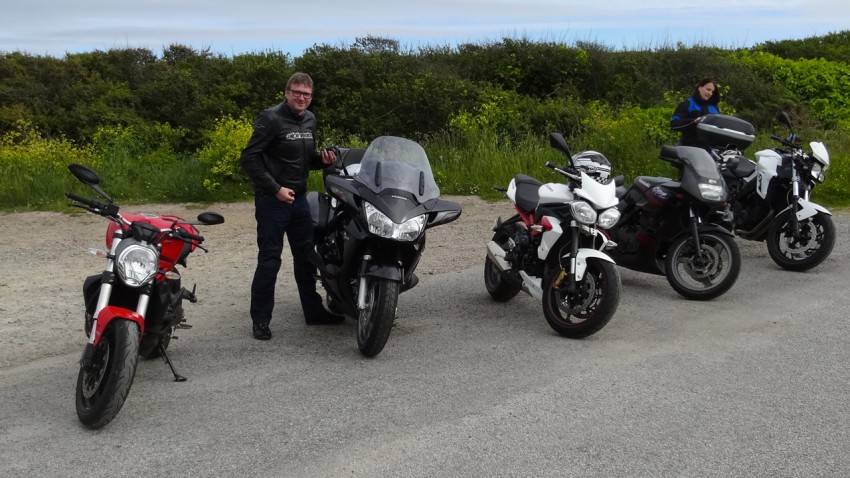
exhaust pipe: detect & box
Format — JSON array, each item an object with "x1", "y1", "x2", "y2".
[{"x1": 486, "y1": 241, "x2": 513, "y2": 272}]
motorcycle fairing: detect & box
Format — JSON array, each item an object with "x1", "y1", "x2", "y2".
[
  {"x1": 573, "y1": 171, "x2": 618, "y2": 209},
  {"x1": 670, "y1": 146, "x2": 728, "y2": 205}
]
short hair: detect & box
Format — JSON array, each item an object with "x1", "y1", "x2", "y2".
[{"x1": 286, "y1": 72, "x2": 314, "y2": 90}]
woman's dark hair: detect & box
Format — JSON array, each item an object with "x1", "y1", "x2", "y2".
[{"x1": 692, "y1": 77, "x2": 720, "y2": 104}]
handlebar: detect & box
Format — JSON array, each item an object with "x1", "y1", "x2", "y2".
[
  {"x1": 770, "y1": 133, "x2": 802, "y2": 150},
  {"x1": 545, "y1": 161, "x2": 581, "y2": 182},
  {"x1": 65, "y1": 191, "x2": 120, "y2": 219},
  {"x1": 65, "y1": 191, "x2": 100, "y2": 209},
  {"x1": 174, "y1": 228, "x2": 205, "y2": 243}
]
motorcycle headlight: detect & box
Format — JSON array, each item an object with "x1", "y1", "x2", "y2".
[
  {"x1": 116, "y1": 243, "x2": 158, "y2": 287},
  {"x1": 811, "y1": 163, "x2": 826, "y2": 183},
  {"x1": 698, "y1": 183, "x2": 725, "y2": 202},
  {"x1": 597, "y1": 207, "x2": 621, "y2": 229},
  {"x1": 363, "y1": 202, "x2": 425, "y2": 242},
  {"x1": 570, "y1": 201, "x2": 597, "y2": 225}
]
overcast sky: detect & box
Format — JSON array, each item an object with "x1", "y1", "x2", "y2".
[{"x1": 2, "y1": 0, "x2": 848, "y2": 57}]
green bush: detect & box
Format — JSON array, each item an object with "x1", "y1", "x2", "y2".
[{"x1": 197, "y1": 115, "x2": 254, "y2": 191}]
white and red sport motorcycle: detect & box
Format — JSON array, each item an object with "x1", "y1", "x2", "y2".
[{"x1": 484, "y1": 133, "x2": 622, "y2": 338}]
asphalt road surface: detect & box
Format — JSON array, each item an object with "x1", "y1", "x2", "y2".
[{"x1": 2, "y1": 216, "x2": 849, "y2": 478}]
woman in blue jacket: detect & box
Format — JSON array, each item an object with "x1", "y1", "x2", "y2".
[{"x1": 670, "y1": 77, "x2": 720, "y2": 147}]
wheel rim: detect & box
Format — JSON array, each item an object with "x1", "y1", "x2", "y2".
[
  {"x1": 552, "y1": 270, "x2": 600, "y2": 324},
  {"x1": 671, "y1": 236, "x2": 733, "y2": 290},
  {"x1": 81, "y1": 339, "x2": 111, "y2": 401},
  {"x1": 776, "y1": 218, "x2": 824, "y2": 260}
]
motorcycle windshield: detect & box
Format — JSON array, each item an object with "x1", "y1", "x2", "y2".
[
  {"x1": 356, "y1": 136, "x2": 441, "y2": 202},
  {"x1": 679, "y1": 147, "x2": 723, "y2": 180}
]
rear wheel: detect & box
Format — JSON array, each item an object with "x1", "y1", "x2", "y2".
[
  {"x1": 542, "y1": 259, "x2": 621, "y2": 338},
  {"x1": 665, "y1": 231, "x2": 740, "y2": 300},
  {"x1": 75, "y1": 319, "x2": 140, "y2": 429},
  {"x1": 357, "y1": 278, "x2": 399, "y2": 357},
  {"x1": 767, "y1": 210, "x2": 835, "y2": 271},
  {"x1": 484, "y1": 226, "x2": 523, "y2": 302}
]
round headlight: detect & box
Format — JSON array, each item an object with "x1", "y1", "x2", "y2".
[
  {"x1": 570, "y1": 201, "x2": 597, "y2": 225},
  {"x1": 116, "y1": 243, "x2": 158, "y2": 287},
  {"x1": 597, "y1": 208, "x2": 621, "y2": 229}
]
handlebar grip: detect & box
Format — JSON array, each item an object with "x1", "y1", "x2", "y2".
[
  {"x1": 177, "y1": 229, "x2": 205, "y2": 243},
  {"x1": 65, "y1": 192, "x2": 97, "y2": 208},
  {"x1": 770, "y1": 134, "x2": 784, "y2": 142}
]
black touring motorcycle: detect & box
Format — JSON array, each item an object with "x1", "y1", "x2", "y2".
[{"x1": 307, "y1": 136, "x2": 462, "y2": 357}]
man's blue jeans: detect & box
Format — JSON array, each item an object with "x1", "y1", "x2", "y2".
[{"x1": 249, "y1": 194, "x2": 323, "y2": 325}]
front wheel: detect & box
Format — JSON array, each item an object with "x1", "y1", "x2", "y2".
[
  {"x1": 665, "y1": 231, "x2": 741, "y2": 300},
  {"x1": 75, "y1": 319, "x2": 140, "y2": 429},
  {"x1": 542, "y1": 259, "x2": 621, "y2": 339},
  {"x1": 766, "y1": 210, "x2": 835, "y2": 271},
  {"x1": 357, "y1": 278, "x2": 400, "y2": 357}
]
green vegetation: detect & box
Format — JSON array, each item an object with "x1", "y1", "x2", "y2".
[{"x1": 1, "y1": 33, "x2": 848, "y2": 211}]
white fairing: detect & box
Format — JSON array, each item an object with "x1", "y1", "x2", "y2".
[
  {"x1": 810, "y1": 141, "x2": 829, "y2": 166},
  {"x1": 538, "y1": 216, "x2": 563, "y2": 260},
  {"x1": 506, "y1": 178, "x2": 518, "y2": 203},
  {"x1": 754, "y1": 148, "x2": 782, "y2": 198},
  {"x1": 574, "y1": 171, "x2": 618, "y2": 209},
  {"x1": 538, "y1": 182, "x2": 574, "y2": 204}
]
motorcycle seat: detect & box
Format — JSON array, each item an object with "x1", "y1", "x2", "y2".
[
  {"x1": 723, "y1": 154, "x2": 756, "y2": 179},
  {"x1": 513, "y1": 174, "x2": 542, "y2": 212}
]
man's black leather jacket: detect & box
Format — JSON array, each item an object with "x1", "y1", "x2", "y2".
[{"x1": 239, "y1": 101, "x2": 324, "y2": 197}]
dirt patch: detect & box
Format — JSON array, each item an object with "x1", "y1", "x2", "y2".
[{"x1": 0, "y1": 196, "x2": 515, "y2": 370}]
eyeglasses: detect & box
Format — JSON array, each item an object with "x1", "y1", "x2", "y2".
[{"x1": 287, "y1": 89, "x2": 313, "y2": 99}]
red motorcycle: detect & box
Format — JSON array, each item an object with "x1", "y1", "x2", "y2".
[{"x1": 65, "y1": 164, "x2": 224, "y2": 429}]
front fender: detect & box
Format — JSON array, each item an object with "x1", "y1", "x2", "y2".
[
  {"x1": 365, "y1": 263, "x2": 403, "y2": 282},
  {"x1": 564, "y1": 248, "x2": 616, "y2": 281},
  {"x1": 91, "y1": 306, "x2": 144, "y2": 346},
  {"x1": 779, "y1": 198, "x2": 831, "y2": 221}
]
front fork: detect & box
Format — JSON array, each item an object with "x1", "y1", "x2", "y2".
[
  {"x1": 356, "y1": 255, "x2": 370, "y2": 310},
  {"x1": 689, "y1": 206, "x2": 705, "y2": 262},
  {"x1": 789, "y1": 164, "x2": 802, "y2": 240},
  {"x1": 552, "y1": 224, "x2": 581, "y2": 293}
]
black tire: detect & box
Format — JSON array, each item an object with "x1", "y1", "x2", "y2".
[
  {"x1": 484, "y1": 226, "x2": 522, "y2": 302},
  {"x1": 541, "y1": 258, "x2": 621, "y2": 339},
  {"x1": 75, "y1": 319, "x2": 140, "y2": 429},
  {"x1": 357, "y1": 278, "x2": 399, "y2": 357},
  {"x1": 766, "y1": 210, "x2": 835, "y2": 271},
  {"x1": 665, "y1": 231, "x2": 741, "y2": 300}
]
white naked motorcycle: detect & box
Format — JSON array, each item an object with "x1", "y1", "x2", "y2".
[
  {"x1": 698, "y1": 112, "x2": 835, "y2": 271},
  {"x1": 484, "y1": 132, "x2": 622, "y2": 338}
]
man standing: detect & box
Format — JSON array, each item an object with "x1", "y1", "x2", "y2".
[{"x1": 240, "y1": 72, "x2": 344, "y2": 340}]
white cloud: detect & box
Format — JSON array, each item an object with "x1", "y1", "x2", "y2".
[{"x1": 1, "y1": 0, "x2": 847, "y2": 56}]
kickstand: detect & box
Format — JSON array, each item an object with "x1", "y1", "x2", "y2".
[{"x1": 159, "y1": 344, "x2": 187, "y2": 382}]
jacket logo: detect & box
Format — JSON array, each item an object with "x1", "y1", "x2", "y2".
[{"x1": 285, "y1": 132, "x2": 313, "y2": 140}]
